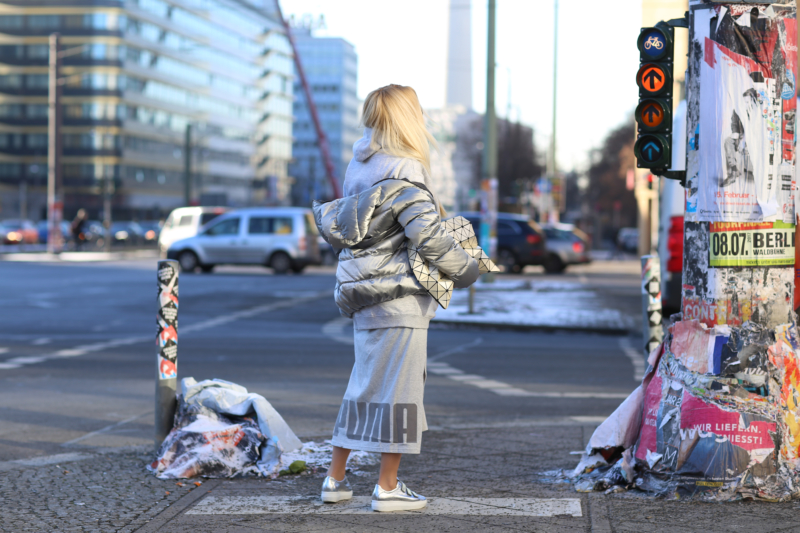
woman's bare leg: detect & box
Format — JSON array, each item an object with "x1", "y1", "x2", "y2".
[
  {"x1": 378, "y1": 453, "x2": 402, "y2": 490},
  {"x1": 327, "y1": 446, "x2": 351, "y2": 480}
]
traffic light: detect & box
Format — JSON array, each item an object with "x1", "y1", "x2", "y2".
[{"x1": 634, "y1": 22, "x2": 674, "y2": 171}]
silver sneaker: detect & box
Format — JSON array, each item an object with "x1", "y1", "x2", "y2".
[
  {"x1": 371, "y1": 480, "x2": 427, "y2": 512},
  {"x1": 320, "y1": 475, "x2": 353, "y2": 503}
]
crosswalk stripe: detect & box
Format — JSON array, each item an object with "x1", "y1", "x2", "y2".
[
  {"x1": 186, "y1": 496, "x2": 583, "y2": 517},
  {"x1": 428, "y1": 361, "x2": 629, "y2": 399}
]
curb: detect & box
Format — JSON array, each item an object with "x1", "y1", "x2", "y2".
[
  {"x1": 430, "y1": 320, "x2": 635, "y2": 336},
  {"x1": 0, "y1": 250, "x2": 160, "y2": 262},
  {"x1": 133, "y1": 479, "x2": 223, "y2": 532}
]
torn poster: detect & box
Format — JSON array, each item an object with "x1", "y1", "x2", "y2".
[
  {"x1": 696, "y1": 7, "x2": 796, "y2": 223},
  {"x1": 709, "y1": 221, "x2": 795, "y2": 267}
]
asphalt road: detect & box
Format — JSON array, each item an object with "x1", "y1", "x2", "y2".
[{"x1": 0, "y1": 259, "x2": 640, "y2": 462}]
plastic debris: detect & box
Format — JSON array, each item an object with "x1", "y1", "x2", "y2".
[
  {"x1": 570, "y1": 319, "x2": 800, "y2": 501},
  {"x1": 279, "y1": 460, "x2": 307, "y2": 476},
  {"x1": 148, "y1": 378, "x2": 302, "y2": 479}
]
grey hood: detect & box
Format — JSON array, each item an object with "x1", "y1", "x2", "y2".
[
  {"x1": 353, "y1": 128, "x2": 378, "y2": 163},
  {"x1": 314, "y1": 179, "x2": 479, "y2": 317}
]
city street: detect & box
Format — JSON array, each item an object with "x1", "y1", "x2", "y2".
[{"x1": 0, "y1": 258, "x2": 796, "y2": 532}]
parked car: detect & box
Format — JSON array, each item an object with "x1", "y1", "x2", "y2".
[
  {"x1": 1, "y1": 219, "x2": 39, "y2": 244},
  {"x1": 159, "y1": 206, "x2": 228, "y2": 253},
  {"x1": 166, "y1": 207, "x2": 321, "y2": 274},
  {"x1": 540, "y1": 223, "x2": 591, "y2": 273},
  {"x1": 458, "y1": 212, "x2": 546, "y2": 273},
  {"x1": 617, "y1": 227, "x2": 639, "y2": 253},
  {"x1": 111, "y1": 221, "x2": 145, "y2": 246},
  {"x1": 139, "y1": 220, "x2": 163, "y2": 244},
  {"x1": 36, "y1": 220, "x2": 72, "y2": 244}
]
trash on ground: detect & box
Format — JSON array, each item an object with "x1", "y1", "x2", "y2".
[
  {"x1": 148, "y1": 379, "x2": 380, "y2": 480},
  {"x1": 148, "y1": 378, "x2": 302, "y2": 479},
  {"x1": 568, "y1": 318, "x2": 800, "y2": 501}
]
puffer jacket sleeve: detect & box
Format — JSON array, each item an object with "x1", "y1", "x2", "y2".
[{"x1": 392, "y1": 189, "x2": 479, "y2": 289}]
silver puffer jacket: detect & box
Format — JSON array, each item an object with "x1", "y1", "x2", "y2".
[{"x1": 313, "y1": 179, "x2": 479, "y2": 318}]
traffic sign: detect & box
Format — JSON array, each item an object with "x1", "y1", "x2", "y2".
[
  {"x1": 635, "y1": 98, "x2": 671, "y2": 131},
  {"x1": 634, "y1": 134, "x2": 670, "y2": 169},
  {"x1": 637, "y1": 64, "x2": 671, "y2": 95},
  {"x1": 638, "y1": 27, "x2": 671, "y2": 61}
]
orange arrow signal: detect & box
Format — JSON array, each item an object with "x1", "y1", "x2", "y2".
[
  {"x1": 641, "y1": 102, "x2": 664, "y2": 128},
  {"x1": 637, "y1": 64, "x2": 667, "y2": 94}
]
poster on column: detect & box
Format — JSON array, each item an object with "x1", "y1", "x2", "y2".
[{"x1": 696, "y1": 6, "x2": 796, "y2": 224}]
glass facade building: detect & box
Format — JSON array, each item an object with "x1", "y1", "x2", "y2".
[
  {"x1": 288, "y1": 28, "x2": 358, "y2": 206},
  {"x1": 0, "y1": 0, "x2": 294, "y2": 221}
]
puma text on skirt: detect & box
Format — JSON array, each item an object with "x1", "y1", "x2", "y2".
[{"x1": 330, "y1": 327, "x2": 428, "y2": 454}]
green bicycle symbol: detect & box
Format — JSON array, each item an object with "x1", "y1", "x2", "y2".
[{"x1": 644, "y1": 36, "x2": 664, "y2": 50}]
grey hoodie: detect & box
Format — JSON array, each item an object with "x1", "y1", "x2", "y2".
[{"x1": 318, "y1": 129, "x2": 476, "y2": 330}]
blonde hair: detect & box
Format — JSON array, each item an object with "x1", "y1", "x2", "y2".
[{"x1": 361, "y1": 84, "x2": 437, "y2": 173}]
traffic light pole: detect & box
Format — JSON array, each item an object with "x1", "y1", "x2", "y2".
[{"x1": 47, "y1": 33, "x2": 62, "y2": 254}]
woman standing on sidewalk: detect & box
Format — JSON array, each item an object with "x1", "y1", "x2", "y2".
[{"x1": 314, "y1": 84, "x2": 479, "y2": 512}]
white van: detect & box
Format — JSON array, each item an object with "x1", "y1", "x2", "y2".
[
  {"x1": 165, "y1": 207, "x2": 321, "y2": 274},
  {"x1": 158, "y1": 207, "x2": 228, "y2": 253}
]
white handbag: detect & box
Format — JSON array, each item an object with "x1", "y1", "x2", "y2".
[{"x1": 408, "y1": 216, "x2": 499, "y2": 309}]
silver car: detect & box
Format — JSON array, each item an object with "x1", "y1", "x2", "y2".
[
  {"x1": 541, "y1": 223, "x2": 591, "y2": 273},
  {"x1": 167, "y1": 207, "x2": 320, "y2": 274}
]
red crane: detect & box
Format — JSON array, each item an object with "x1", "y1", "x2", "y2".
[{"x1": 274, "y1": 1, "x2": 342, "y2": 199}]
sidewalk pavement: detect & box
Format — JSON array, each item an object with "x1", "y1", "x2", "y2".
[{"x1": 4, "y1": 423, "x2": 798, "y2": 532}]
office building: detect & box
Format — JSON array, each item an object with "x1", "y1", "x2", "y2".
[
  {"x1": 288, "y1": 25, "x2": 358, "y2": 206},
  {"x1": 0, "y1": 0, "x2": 294, "y2": 221},
  {"x1": 446, "y1": 0, "x2": 472, "y2": 109}
]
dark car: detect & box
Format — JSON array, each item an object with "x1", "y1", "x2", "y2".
[
  {"x1": 138, "y1": 221, "x2": 162, "y2": 244},
  {"x1": 111, "y1": 221, "x2": 145, "y2": 245},
  {"x1": 459, "y1": 212, "x2": 546, "y2": 273}
]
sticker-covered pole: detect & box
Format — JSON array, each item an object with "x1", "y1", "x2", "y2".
[
  {"x1": 155, "y1": 260, "x2": 179, "y2": 448},
  {"x1": 682, "y1": 3, "x2": 796, "y2": 328},
  {"x1": 641, "y1": 255, "x2": 663, "y2": 357}
]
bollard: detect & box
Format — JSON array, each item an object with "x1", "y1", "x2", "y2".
[
  {"x1": 641, "y1": 255, "x2": 663, "y2": 358},
  {"x1": 155, "y1": 260, "x2": 179, "y2": 449}
]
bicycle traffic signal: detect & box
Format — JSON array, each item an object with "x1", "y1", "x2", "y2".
[{"x1": 634, "y1": 22, "x2": 674, "y2": 171}]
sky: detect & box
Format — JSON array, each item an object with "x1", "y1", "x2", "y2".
[{"x1": 281, "y1": 0, "x2": 644, "y2": 172}]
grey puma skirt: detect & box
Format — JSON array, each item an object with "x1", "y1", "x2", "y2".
[{"x1": 330, "y1": 327, "x2": 428, "y2": 454}]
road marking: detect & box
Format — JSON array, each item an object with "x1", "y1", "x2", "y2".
[
  {"x1": 321, "y1": 317, "x2": 354, "y2": 345},
  {"x1": 31, "y1": 338, "x2": 50, "y2": 346},
  {"x1": 428, "y1": 337, "x2": 483, "y2": 362},
  {"x1": 0, "y1": 292, "x2": 329, "y2": 372},
  {"x1": 619, "y1": 337, "x2": 646, "y2": 381},
  {"x1": 0, "y1": 347, "x2": 7, "y2": 354},
  {"x1": 0, "y1": 452, "x2": 93, "y2": 472},
  {"x1": 427, "y1": 362, "x2": 629, "y2": 399},
  {"x1": 186, "y1": 496, "x2": 582, "y2": 517},
  {"x1": 62, "y1": 411, "x2": 151, "y2": 447}
]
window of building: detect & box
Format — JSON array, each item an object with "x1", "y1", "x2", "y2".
[
  {"x1": 0, "y1": 75, "x2": 21, "y2": 89},
  {"x1": 0, "y1": 163, "x2": 20, "y2": 177},
  {"x1": 0, "y1": 16, "x2": 23, "y2": 29},
  {"x1": 27, "y1": 45, "x2": 48, "y2": 59},
  {"x1": 26, "y1": 104, "x2": 48, "y2": 119},
  {"x1": 0, "y1": 104, "x2": 22, "y2": 118},
  {"x1": 28, "y1": 15, "x2": 61, "y2": 29},
  {"x1": 26, "y1": 74, "x2": 49, "y2": 89},
  {"x1": 27, "y1": 134, "x2": 48, "y2": 148}
]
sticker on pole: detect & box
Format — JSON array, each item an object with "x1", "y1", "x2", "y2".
[
  {"x1": 709, "y1": 222, "x2": 795, "y2": 267},
  {"x1": 157, "y1": 261, "x2": 179, "y2": 380}
]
